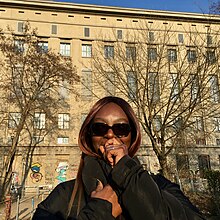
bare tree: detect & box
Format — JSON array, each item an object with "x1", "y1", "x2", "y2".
[
  {"x1": 211, "y1": 1, "x2": 220, "y2": 14},
  {"x1": 0, "y1": 23, "x2": 79, "y2": 201},
  {"x1": 90, "y1": 21, "x2": 220, "y2": 177}
]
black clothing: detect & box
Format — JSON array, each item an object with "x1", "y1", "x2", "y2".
[{"x1": 33, "y1": 155, "x2": 205, "y2": 220}]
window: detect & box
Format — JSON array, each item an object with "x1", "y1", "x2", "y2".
[
  {"x1": 8, "y1": 136, "x2": 16, "y2": 146},
  {"x1": 59, "y1": 80, "x2": 69, "y2": 99},
  {"x1": 126, "y1": 46, "x2": 136, "y2": 60},
  {"x1": 14, "y1": 39, "x2": 25, "y2": 53},
  {"x1": 187, "y1": 49, "x2": 197, "y2": 63},
  {"x1": 148, "y1": 72, "x2": 160, "y2": 103},
  {"x1": 194, "y1": 116, "x2": 204, "y2": 131},
  {"x1": 51, "y1": 24, "x2": 57, "y2": 35},
  {"x1": 17, "y1": 22, "x2": 24, "y2": 33},
  {"x1": 190, "y1": 74, "x2": 199, "y2": 101},
  {"x1": 57, "y1": 137, "x2": 69, "y2": 144},
  {"x1": 214, "y1": 117, "x2": 220, "y2": 132},
  {"x1": 216, "y1": 138, "x2": 220, "y2": 146},
  {"x1": 11, "y1": 65, "x2": 23, "y2": 97},
  {"x1": 148, "y1": 48, "x2": 157, "y2": 61},
  {"x1": 82, "y1": 44, "x2": 92, "y2": 57},
  {"x1": 127, "y1": 71, "x2": 137, "y2": 100},
  {"x1": 84, "y1": 27, "x2": 90, "y2": 37},
  {"x1": 153, "y1": 115, "x2": 162, "y2": 132},
  {"x1": 170, "y1": 73, "x2": 180, "y2": 101},
  {"x1": 196, "y1": 138, "x2": 206, "y2": 145},
  {"x1": 38, "y1": 41, "x2": 48, "y2": 53},
  {"x1": 173, "y1": 117, "x2": 183, "y2": 131},
  {"x1": 206, "y1": 49, "x2": 216, "y2": 64},
  {"x1": 104, "y1": 45, "x2": 114, "y2": 59},
  {"x1": 198, "y1": 155, "x2": 211, "y2": 178},
  {"x1": 117, "y1": 30, "x2": 122, "y2": 40},
  {"x1": 148, "y1": 32, "x2": 154, "y2": 42},
  {"x1": 8, "y1": 112, "x2": 21, "y2": 128},
  {"x1": 58, "y1": 113, "x2": 70, "y2": 129},
  {"x1": 207, "y1": 34, "x2": 212, "y2": 46},
  {"x1": 105, "y1": 72, "x2": 115, "y2": 96},
  {"x1": 34, "y1": 113, "x2": 46, "y2": 129},
  {"x1": 32, "y1": 136, "x2": 44, "y2": 144},
  {"x1": 209, "y1": 75, "x2": 220, "y2": 103},
  {"x1": 168, "y1": 49, "x2": 177, "y2": 62},
  {"x1": 81, "y1": 70, "x2": 92, "y2": 100},
  {"x1": 178, "y1": 34, "x2": 184, "y2": 43},
  {"x1": 176, "y1": 154, "x2": 190, "y2": 178},
  {"x1": 60, "y1": 43, "x2": 70, "y2": 57}
]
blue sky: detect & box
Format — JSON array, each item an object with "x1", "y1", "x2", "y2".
[{"x1": 56, "y1": 0, "x2": 217, "y2": 14}]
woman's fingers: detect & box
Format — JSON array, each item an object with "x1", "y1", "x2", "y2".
[{"x1": 100, "y1": 144, "x2": 128, "y2": 166}]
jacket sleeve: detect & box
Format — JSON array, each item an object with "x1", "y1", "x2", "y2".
[
  {"x1": 109, "y1": 155, "x2": 205, "y2": 220},
  {"x1": 32, "y1": 180, "x2": 115, "y2": 220}
]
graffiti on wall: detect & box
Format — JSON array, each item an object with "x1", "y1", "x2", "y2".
[
  {"x1": 30, "y1": 162, "x2": 43, "y2": 183},
  {"x1": 11, "y1": 172, "x2": 19, "y2": 186},
  {"x1": 56, "y1": 162, "x2": 69, "y2": 183},
  {"x1": 11, "y1": 171, "x2": 19, "y2": 194}
]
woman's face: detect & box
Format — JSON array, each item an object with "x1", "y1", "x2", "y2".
[{"x1": 91, "y1": 102, "x2": 132, "y2": 156}]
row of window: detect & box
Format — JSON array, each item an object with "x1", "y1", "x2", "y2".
[
  {"x1": 8, "y1": 110, "x2": 220, "y2": 137},
  {"x1": 176, "y1": 154, "x2": 211, "y2": 178},
  {"x1": 9, "y1": 113, "x2": 70, "y2": 129},
  {"x1": 152, "y1": 114, "x2": 220, "y2": 134},
  {"x1": 148, "y1": 32, "x2": 214, "y2": 46},
  {"x1": 18, "y1": 22, "x2": 91, "y2": 37},
  {"x1": 15, "y1": 39, "x2": 92, "y2": 58},
  {"x1": 17, "y1": 22, "x2": 214, "y2": 45},
  {"x1": 89, "y1": 71, "x2": 219, "y2": 104},
  {"x1": 148, "y1": 47, "x2": 216, "y2": 64},
  {"x1": 16, "y1": 38, "x2": 217, "y2": 65},
  {"x1": 7, "y1": 135, "x2": 69, "y2": 145}
]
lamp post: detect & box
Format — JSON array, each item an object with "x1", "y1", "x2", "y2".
[{"x1": 5, "y1": 135, "x2": 15, "y2": 220}]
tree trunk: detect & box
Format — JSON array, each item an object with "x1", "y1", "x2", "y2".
[{"x1": 158, "y1": 155, "x2": 170, "y2": 179}]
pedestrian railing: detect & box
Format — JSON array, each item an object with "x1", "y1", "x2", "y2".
[{"x1": 0, "y1": 185, "x2": 52, "y2": 220}]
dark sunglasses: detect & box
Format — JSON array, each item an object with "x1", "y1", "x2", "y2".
[{"x1": 90, "y1": 122, "x2": 131, "y2": 137}]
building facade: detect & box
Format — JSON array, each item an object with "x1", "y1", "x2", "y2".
[{"x1": 0, "y1": 0, "x2": 220, "y2": 191}]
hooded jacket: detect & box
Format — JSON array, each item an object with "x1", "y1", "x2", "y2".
[{"x1": 33, "y1": 155, "x2": 205, "y2": 220}]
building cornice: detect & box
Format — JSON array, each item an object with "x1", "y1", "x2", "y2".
[{"x1": 0, "y1": 0, "x2": 220, "y2": 24}]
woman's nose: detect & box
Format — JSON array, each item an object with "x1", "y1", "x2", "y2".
[{"x1": 105, "y1": 128, "x2": 115, "y2": 138}]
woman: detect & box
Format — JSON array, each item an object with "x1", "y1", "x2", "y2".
[{"x1": 33, "y1": 96, "x2": 205, "y2": 220}]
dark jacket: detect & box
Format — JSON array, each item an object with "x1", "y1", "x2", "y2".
[{"x1": 33, "y1": 155, "x2": 205, "y2": 220}]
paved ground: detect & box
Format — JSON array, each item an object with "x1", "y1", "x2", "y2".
[{"x1": 0, "y1": 193, "x2": 47, "y2": 220}]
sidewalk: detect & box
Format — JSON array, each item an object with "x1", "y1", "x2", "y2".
[{"x1": 0, "y1": 193, "x2": 47, "y2": 220}]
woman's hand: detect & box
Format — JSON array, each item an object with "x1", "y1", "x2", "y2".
[
  {"x1": 91, "y1": 180, "x2": 122, "y2": 218},
  {"x1": 100, "y1": 142, "x2": 128, "y2": 167}
]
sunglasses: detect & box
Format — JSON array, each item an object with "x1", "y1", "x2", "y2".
[{"x1": 90, "y1": 122, "x2": 131, "y2": 137}]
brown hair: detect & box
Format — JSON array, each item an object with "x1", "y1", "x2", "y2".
[{"x1": 67, "y1": 96, "x2": 141, "y2": 217}]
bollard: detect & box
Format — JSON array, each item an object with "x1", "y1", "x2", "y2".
[
  {"x1": 15, "y1": 195, "x2": 20, "y2": 220},
  {"x1": 30, "y1": 197, "x2": 35, "y2": 219},
  {"x1": 4, "y1": 194, "x2": 12, "y2": 220},
  {"x1": 32, "y1": 198, "x2": 34, "y2": 210}
]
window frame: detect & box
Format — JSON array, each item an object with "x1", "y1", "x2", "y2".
[
  {"x1": 57, "y1": 137, "x2": 69, "y2": 144},
  {"x1": 8, "y1": 112, "x2": 21, "y2": 128},
  {"x1": 104, "y1": 45, "x2": 114, "y2": 59},
  {"x1": 82, "y1": 44, "x2": 92, "y2": 58},
  {"x1": 58, "y1": 113, "x2": 70, "y2": 130},
  {"x1": 148, "y1": 47, "x2": 157, "y2": 61},
  {"x1": 34, "y1": 112, "x2": 46, "y2": 129},
  {"x1": 60, "y1": 42, "x2": 71, "y2": 57},
  {"x1": 168, "y1": 48, "x2": 177, "y2": 62}
]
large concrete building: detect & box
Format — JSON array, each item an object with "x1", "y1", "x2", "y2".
[{"x1": 0, "y1": 0, "x2": 220, "y2": 191}]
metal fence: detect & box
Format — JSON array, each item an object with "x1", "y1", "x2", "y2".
[{"x1": 0, "y1": 185, "x2": 52, "y2": 220}]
